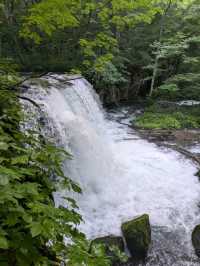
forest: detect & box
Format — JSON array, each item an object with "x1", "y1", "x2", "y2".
[{"x1": 1, "y1": 0, "x2": 200, "y2": 265}]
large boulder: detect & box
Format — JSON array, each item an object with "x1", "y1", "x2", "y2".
[
  {"x1": 121, "y1": 214, "x2": 151, "y2": 260},
  {"x1": 91, "y1": 235, "x2": 125, "y2": 263},
  {"x1": 192, "y1": 225, "x2": 200, "y2": 257}
]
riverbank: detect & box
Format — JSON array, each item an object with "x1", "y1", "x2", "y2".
[
  {"x1": 134, "y1": 101, "x2": 200, "y2": 130},
  {"x1": 127, "y1": 101, "x2": 200, "y2": 167}
]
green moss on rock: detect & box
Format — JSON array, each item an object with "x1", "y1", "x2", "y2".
[{"x1": 121, "y1": 214, "x2": 151, "y2": 260}]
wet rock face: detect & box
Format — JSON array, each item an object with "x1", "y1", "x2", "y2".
[
  {"x1": 192, "y1": 225, "x2": 200, "y2": 257},
  {"x1": 121, "y1": 214, "x2": 151, "y2": 260}
]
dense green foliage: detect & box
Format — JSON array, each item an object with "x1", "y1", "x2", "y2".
[
  {"x1": 2, "y1": 1, "x2": 199, "y2": 102},
  {"x1": 135, "y1": 112, "x2": 200, "y2": 129},
  {"x1": 0, "y1": 0, "x2": 162, "y2": 102},
  {"x1": 104, "y1": 0, "x2": 200, "y2": 101},
  {"x1": 133, "y1": 0, "x2": 200, "y2": 101},
  {"x1": 1, "y1": 0, "x2": 159, "y2": 71},
  {"x1": 134, "y1": 104, "x2": 200, "y2": 129}
]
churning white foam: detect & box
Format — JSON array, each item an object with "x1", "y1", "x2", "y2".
[{"x1": 23, "y1": 74, "x2": 200, "y2": 265}]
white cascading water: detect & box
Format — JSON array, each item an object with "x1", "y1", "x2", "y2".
[{"x1": 22, "y1": 74, "x2": 200, "y2": 265}]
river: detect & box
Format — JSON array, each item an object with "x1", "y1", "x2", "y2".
[{"x1": 23, "y1": 74, "x2": 200, "y2": 265}]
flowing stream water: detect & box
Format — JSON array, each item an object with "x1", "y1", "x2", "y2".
[{"x1": 23, "y1": 74, "x2": 200, "y2": 265}]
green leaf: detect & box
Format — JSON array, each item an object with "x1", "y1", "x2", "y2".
[
  {"x1": 0, "y1": 236, "x2": 9, "y2": 249},
  {"x1": 22, "y1": 214, "x2": 33, "y2": 223},
  {"x1": 0, "y1": 166, "x2": 22, "y2": 180},
  {"x1": 11, "y1": 155, "x2": 29, "y2": 165},
  {"x1": 71, "y1": 182, "x2": 82, "y2": 193},
  {"x1": 30, "y1": 222, "x2": 42, "y2": 237},
  {"x1": 0, "y1": 157, "x2": 8, "y2": 163},
  {"x1": 0, "y1": 175, "x2": 9, "y2": 186},
  {"x1": 0, "y1": 142, "x2": 9, "y2": 150},
  {"x1": 6, "y1": 213, "x2": 19, "y2": 226}
]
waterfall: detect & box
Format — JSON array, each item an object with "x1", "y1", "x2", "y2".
[{"x1": 22, "y1": 74, "x2": 200, "y2": 265}]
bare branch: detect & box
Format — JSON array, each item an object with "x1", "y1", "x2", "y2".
[{"x1": 18, "y1": 96, "x2": 41, "y2": 109}]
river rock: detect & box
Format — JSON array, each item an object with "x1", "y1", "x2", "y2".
[
  {"x1": 195, "y1": 170, "x2": 200, "y2": 178},
  {"x1": 192, "y1": 225, "x2": 200, "y2": 257},
  {"x1": 91, "y1": 235, "x2": 125, "y2": 263},
  {"x1": 121, "y1": 214, "x2": 151, "y2": 260}
]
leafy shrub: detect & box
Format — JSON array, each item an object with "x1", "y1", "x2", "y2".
[
  {"x1": 135, "y1": 112, "x2": 181, "y2": 129},
  {"x1": 173, "y1": 112, "x2": 200, "y2": 128},
  {"x1": 134, "y1": 108, "x2": 200, "y2": 130}
]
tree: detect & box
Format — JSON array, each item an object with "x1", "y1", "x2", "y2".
[
  {"x1": 152, "y1": 0, "x2": 200, "y2": 100},
  {"x1": 20, "y1": 0, "x2": 161, "y2": 73},
  {"x1": 149, "y1": 0, "x2": 173, "y2": 96}
]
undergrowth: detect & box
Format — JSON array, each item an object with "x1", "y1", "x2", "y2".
[{"x1": 134, "y1": 104, "x2": 200, "y2": 130}]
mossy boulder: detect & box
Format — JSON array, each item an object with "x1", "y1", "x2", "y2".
[
  {"x1": 192, "y1": 225, "x2": 200, "y2": 257},
  {"x1": 121, "y1": 214, "x2": 151, "y2": 260},
  {"x1": 91, "y1": 235, "x2": 125, "y2": 263}
]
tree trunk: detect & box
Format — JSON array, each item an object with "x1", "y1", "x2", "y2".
[{"x1": 149, "y1": 0, "x2": 172, "y2": 97}]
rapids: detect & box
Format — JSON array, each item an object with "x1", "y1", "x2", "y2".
[{"x1": 22, "y1": 74, "x2": 200, "y2": 265}]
